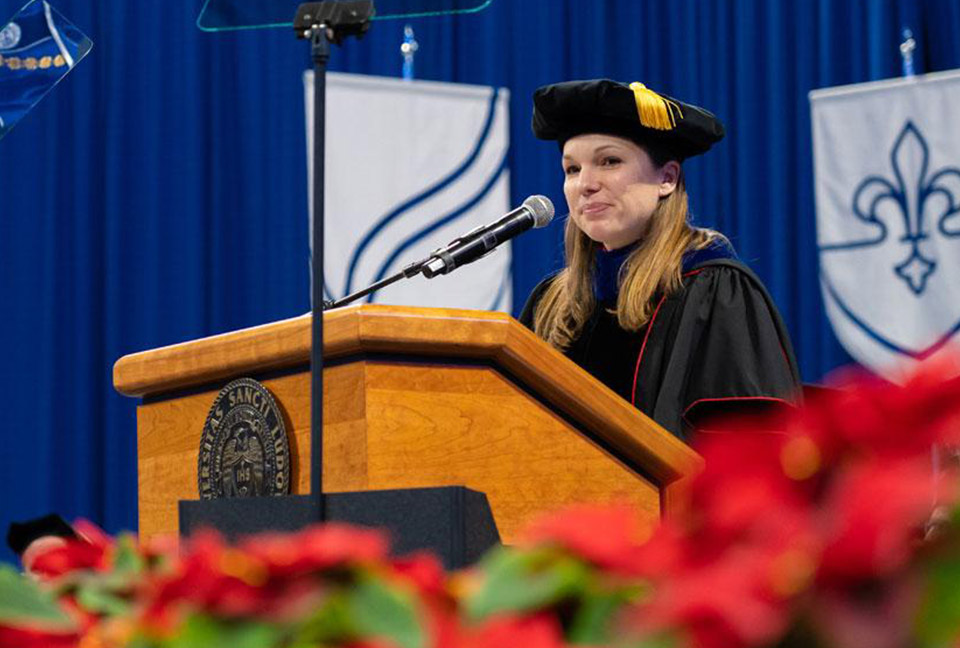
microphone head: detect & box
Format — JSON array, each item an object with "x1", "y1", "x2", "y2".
[{"x1": 523, "y1": 195, "x2": 555, "y2": 228}]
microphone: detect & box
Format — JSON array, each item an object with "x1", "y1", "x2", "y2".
[{"x1": 421, "y1": 195, "x2": 555, "y2": 278}]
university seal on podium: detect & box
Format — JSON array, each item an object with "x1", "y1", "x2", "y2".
[{"x1": 198, "y1": 378, "x2": 290, "y2": 500}]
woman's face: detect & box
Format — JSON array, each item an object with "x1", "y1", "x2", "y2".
[{"x1": 562, "y1": 133, "x2": 678, "y2": 250}]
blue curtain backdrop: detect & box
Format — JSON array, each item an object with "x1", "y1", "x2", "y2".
[{"x1": 1, "y1": 0, "x2": 959, "y2": 563}]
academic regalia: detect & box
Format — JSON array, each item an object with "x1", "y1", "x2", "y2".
[
  {"x1": 532, "y1": 79, "x2": 726, "y2": 159},
  {"x1": 6, "y1": 513, "x2": 77, "y2": 557},
  {"x1": 524, "y1": 78, "x2": 801, "y2": 440},
  {"x1": 519, "y1": 240, "x2": 801, "y2": 441}
]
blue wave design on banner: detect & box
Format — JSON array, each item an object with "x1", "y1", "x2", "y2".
[
  {"x1": 342, "y1": 87, "x2": 501, "y2": 296},
  {"x1": 369, "y1": 155, "x2": 509, "y2": 302}
]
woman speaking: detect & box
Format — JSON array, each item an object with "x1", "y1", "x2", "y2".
[{"x1": 520, "y1": 79, "x2": 801, "y2": 440}]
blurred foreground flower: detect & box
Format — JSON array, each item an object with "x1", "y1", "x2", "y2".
[
  {"x1": 139, "y1": 524, "x2": 435, "y2": 648},
  {"x1": 3, "y1": 356, "x2": 960, "y2": 647},
  {"x1": 625, "y1": 357, "x2": 960, "y2": 648}
]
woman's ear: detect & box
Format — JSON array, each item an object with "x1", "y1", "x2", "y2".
[{"x1": 658, "y1": 160, "x2": 680, "y2": 197}]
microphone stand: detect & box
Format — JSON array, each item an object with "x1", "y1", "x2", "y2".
[
  {"x1": 294, "y1": 0, "x2": 374, "y2": 521},
  {"x1": 324, "y1": 196, "x2": 554, "y2": 310},
  {"x1": 324, "y1": 260, "x2": 427, "y2": 310},
  {"x1": 323, "y1": 217, "x2": 512, "y2": 310}
]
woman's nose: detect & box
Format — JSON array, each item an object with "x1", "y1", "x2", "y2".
[{"x1": 578, "y1": 167, "x2": 601, "y2": 193}]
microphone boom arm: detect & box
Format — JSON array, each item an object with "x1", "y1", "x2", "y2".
[
  {"x1": 323, "y1": 259, "x2": 426, "y2": 310},
  {"x1": 323, "y1": 195, "x2": 554, "y2": 310}
]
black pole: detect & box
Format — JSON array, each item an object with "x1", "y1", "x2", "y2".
[
  {"x1": 295, "y1": 1, "x2": 373, "y2": 522},
  {"x1": 310, "y1": 25, "x2": 330, "y2": 518}
]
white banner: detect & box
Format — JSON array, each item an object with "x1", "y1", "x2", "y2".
[
  {"x1": 305, "y1": 72, "x2": 511, "y2": 311},
  {"x1": 811, "y1": 70, "x2": 960, "y2": 381}
]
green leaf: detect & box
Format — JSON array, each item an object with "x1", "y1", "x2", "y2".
[
  {"x1": 346, "y1": 574, "x2": 426, "y2": 648},
  {"x1": 112, "y1": 535, "x2": 146, "y2": 575},
  {"x1": 0, "y1": 564, "x2": 75, "y2": 630},
  {"x1": 916, "y1": 556, "x2": 960, "y2": 648},
  {"x1": 75, "y1": 584, "x2": 131, "y2": 617},
  {"x1": 567, "y1": 588, "x2": 633, "y2": 644},
  {"x1": 465, "y1": 547, "x2": 590, "y2": 621},
  {"x1": 291, "y1": 593, "x2": 356, "y2": 647},
  {"x1": 125, "y1": 637, "x2": 161, "y2": 648},
  {"x1": 167, "y1": 614, "x2": 284, "y2": 648}
]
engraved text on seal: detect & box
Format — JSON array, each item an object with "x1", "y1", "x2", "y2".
[{"x1": 198, "y1": 378, "x2": 290, "y2": 500}]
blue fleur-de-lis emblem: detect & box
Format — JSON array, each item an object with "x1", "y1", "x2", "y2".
[
  {"x1": 814, "y1": 80, "x2": 960, "y2": 374},
  {"x1": 849, "y1": 121, "x2": 960, "y2": 294}
]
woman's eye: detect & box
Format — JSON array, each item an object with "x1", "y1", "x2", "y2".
[
  {"x1": 600, "y1": 156, "x2": 621, "y2": 166},
  {"x1": 564, "y1": 164, "x2": 580, "y2": 175}
]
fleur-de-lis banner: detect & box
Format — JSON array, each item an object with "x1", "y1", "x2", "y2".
[
  {"x1": 304, "y1": 72, "x2": 511, "y2": 312},
  {"x1": 811, "y1": 71, "x2": 960, "y2": 381}
]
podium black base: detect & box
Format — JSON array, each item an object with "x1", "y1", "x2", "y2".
[{"x1": 178, "y1": 487, "x2": 500, "y2": 569}]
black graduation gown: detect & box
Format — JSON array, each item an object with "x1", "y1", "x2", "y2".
[{"x1": 518, "y1": 247, "x2": 801, "y2": 441}]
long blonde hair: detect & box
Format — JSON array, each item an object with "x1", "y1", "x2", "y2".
[{"x1": 533, "y1": 168, "x2": 720, "y2": 350}]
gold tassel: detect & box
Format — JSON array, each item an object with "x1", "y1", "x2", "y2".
[{"x1": 629, "y1": 82, "x2": 683, "y2": 131}]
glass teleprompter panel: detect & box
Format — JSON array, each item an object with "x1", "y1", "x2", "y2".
[
  {"x1": 0, "y1": 0, "x2": 92, "y2": 141},
  {"x1": 197, "y1": 0, "x2": 492, "y2": 32}
]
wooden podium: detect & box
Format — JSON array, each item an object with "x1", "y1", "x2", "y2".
[{"x1": 114, "y1": 305, "x2": 701, "y2": 544}]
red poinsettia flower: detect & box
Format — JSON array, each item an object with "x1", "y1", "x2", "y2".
[
  {"x1": 628, "y1": 535, "x2": 815, "y2": 648},
  {"x1": 613, "y1": 419, "x2": 823, "y2": 648},
  {"x1": 143, "y1": 524, "x2": 392, "y2": 628},
  {"x1": 463, "y1": 612, "x2": 569, "y2": 648},
  {"x1": 0, "y1": 626, "x2": 79, "y2": 648},
  {"x1": 28, "y1": 519, "x2": 113, "y2": 580},
  {"x1": 392, "y1": 553, "x2": 462, "y2": 648},
  {"x1": 520, "y1": 503, "x2": 654, "y2": 576},
  {"x1": 143, "y1": 532, "x2": 281, "y2": 627},
  {"x1": 627, "y1": 503, "x2": 818, "y2": 648},
  {"x1": 240, "y1": 523, "x2": 389, "y2": 577},
  {"x1": 690, "y1": 432, "x2": 816, "y2": 547},
  {"x1": 792, "y1": 357, "x2": 960, "y2": 463},
  {"x1": 816, "y1": 456, "x2": 949, "y2": 585},
  {"x1": 391, "y1": 552, "x2": 447, "y2": 599}
]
